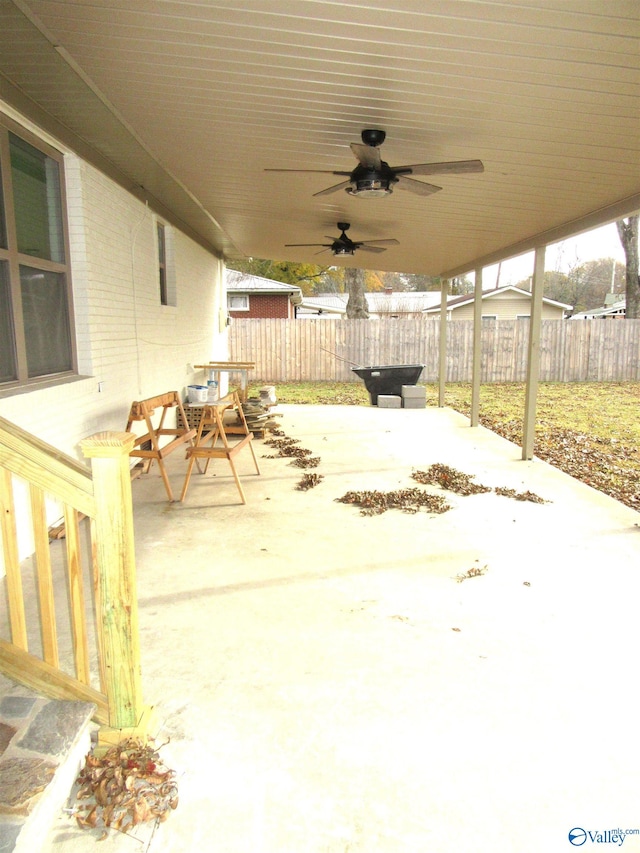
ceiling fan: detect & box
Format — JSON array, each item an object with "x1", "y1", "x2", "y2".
[
  {"x1": 266, "y1": 129, "x2": 484, "y2": 198},
  {"x1": 285, "y1": 222, "x2": 399, "y2": 256}
]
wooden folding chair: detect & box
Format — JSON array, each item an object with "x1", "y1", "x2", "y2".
[{"x1": 180, "y1": 391, "x2": 260, "y2": 504}]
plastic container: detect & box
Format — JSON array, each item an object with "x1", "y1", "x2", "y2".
[
  {"x1": 187, "y1": 385, "x2": 208, "y2": 404},
  {"x1": 206, "y1": 380, "x2": 219, "y2": 402},
  {"x1": 352, "y1": 364, "x2": 424, "y2": 406}
]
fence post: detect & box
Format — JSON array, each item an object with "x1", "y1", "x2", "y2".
[{"x1": 80, "y1": 431, "x2": 149, "y2": 737}]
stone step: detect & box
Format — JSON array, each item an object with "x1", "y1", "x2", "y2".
[{"x1": 0, "y1": 681, "x2": 95, "y2": 853}]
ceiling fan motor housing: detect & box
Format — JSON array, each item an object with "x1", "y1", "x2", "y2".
[{"x1": 361, "y1": 128, "x2": 386, "y2": 147}]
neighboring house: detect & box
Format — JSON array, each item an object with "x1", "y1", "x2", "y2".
[
  {"x1": 226, "y1": 271, "x2": 302, "y2": 319},
  {"x1": 0, "y1": 102, "x2": 227, "y2": 552},
  {"x1": 569, "y1": 296, "x2": 626, "y2": 320},
  {"x1": 423, "y1": 285, "x2": 571, "y2": 320},
  {"x1": 297, "y1": 289, "x2": 441, "y2": 319}
]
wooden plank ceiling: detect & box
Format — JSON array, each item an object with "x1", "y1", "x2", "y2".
[{"x1": 0, "y1": 0, "x2": 638, "y2": 276}]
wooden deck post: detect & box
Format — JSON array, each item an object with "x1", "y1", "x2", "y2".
[{"x1": 80, "y1": 431, "x2": 151, "y2": 739}]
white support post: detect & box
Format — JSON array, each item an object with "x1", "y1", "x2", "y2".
[
  {"x1": 522, "y1": 247, "x2": 546, "y2": 459},
  {"x1": 438, "y1": 279, "x2": 449, "y2": 407},
  {"x1": 470, "y1": 268, "x2": 483, "y2": 426}
]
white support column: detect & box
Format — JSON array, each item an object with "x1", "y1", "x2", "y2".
[
  {"x1": 438, "y1": 278, "x2": 449, "y2": 407},
  {"x1": 470, "y1": 268, "x2": 483, "y2": 426},
  {"x1": 522, "y1": 246, "x2": 546, "y2": 459}
]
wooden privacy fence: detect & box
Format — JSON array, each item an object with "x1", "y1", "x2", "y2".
[
  {"x1": 230, "y1": 317, "x2": 640, "y2": 383},
  {"x1": 0, "y1": 416, "x2": 144, "y2": 730}
]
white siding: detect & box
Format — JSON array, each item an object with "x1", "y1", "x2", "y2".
[
  {"x1": 452, "y1": 295, "x2": 564, "y2": 321},
  {"x1": 0, "y1": 112, "x2": 225, "y2": 563},
  {"x1": 1, "y1": 150, "x2": 225, "y2": 459}
]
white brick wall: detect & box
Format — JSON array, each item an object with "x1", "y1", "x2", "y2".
[{"x1": 0, "y1": 117, "x2": 227, "y2": 562}]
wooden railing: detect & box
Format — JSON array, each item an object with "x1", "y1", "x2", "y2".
[{"x1": 0, "y1": 416, "x2": 143, "y2": 729}]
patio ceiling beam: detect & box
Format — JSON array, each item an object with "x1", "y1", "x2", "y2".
[{"x1": 441, "y1": 193, "x2": 640, "y2": 280}]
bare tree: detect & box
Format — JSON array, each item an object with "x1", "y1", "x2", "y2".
[
  {"x1": 616, "y1": 215, "x2": 639, "y2": 319},
  {"x1": 345, "y1": 267, "x2": 369, "y2": 318}
]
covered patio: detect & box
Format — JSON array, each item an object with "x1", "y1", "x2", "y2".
[{"x1": 43, "y1": 403, "x2": 640, "y2": 853}]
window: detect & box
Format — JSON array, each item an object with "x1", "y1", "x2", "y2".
[
  {"x1": 156, "y1": 220, "x2": 176, "y2": 307},
  {"x1": 0, "y1": 115, "x2": 75, "y2": 389},
  {"x1": 157, "y1": 222, "x2": 167, "y2": 305},
  {"x1": 228, "y1": 294, "x2": 249, "y2": 311},
  {"x1": 481, "y1": 314, "x2": 498, "y2": 321}
]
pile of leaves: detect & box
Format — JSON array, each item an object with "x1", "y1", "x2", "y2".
[
  {"x1": 290, "y1": 456, "x2": 321, "y2": 468},
  {"x1": 336, "y1": 487, "x2": 451, "y2": 516},
  {"x1": 296, "y1": 472, "x2": 324, "y2": 490},
  {"x1": 262, "y1": 436, "x2": 313, "y2": 459},
  {"x1": 73, "y1": 738, "x2": 178, "y2": 837},
  {"x1": 494, "y1": 486, "x2": 548, "y2": 504},
  {"x1": 412, "y1": 463, "x2": 491, "y2": 495},
  {"x1": 455, "y1": 564, "x2": 488, "y2": 583}
]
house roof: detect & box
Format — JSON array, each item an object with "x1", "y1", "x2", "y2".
[
  {"x1": 570, "y1": 299, "x2": 626, "y2": 319},
  {"x1": 1, "y1": 3, "x2": 638, "y2": 277},
  {"x1": 226, "y1": 271, "x2": 303, "y2": 304},
  {"x1": 423, "y1": 285, "x2": 572, "y2": 313},
  {"x1": 298, "y1": 291, "x2": 442, "y2": 316}
]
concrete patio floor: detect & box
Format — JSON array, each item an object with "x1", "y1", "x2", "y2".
[{"x1": 43, "y1": 403, "x2": 640, "y2": 853}]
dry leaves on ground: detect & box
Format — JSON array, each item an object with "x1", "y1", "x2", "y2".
[
  {"x1": 412, "y1": 463, "x2": 491, "y2": 495},
  {"x1": 470, "y1": 414, "x2": 638, "y2": 511},
  {"x1": 336, "y1": 488, "x2": 451, "y2": 516},
  {"x1": 296, "y1": 473, "x2": 324, "y2": 490},
  {"x1": 73, "y1": 738, "x2": 178, "y2": 837}
]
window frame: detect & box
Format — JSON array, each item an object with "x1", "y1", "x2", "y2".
[
  {"x1": 157, "y1": 221, "x2": 168, "y2": 305},
  {"x1": 0, "y1": 113, "x2": 76, "y2": 391},
  {"x1": 227, "y1": 294, "x2": 249, "y2": 312}
]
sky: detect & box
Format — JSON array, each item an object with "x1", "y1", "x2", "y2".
[{"x1": 483, "y1": 221, "x2": 627, "y2": 290}]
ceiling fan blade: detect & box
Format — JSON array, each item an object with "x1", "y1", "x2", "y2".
[
  {"x1": 313, "y1": 180, "x2": 352, "y2": 197},
  {"x1": 356, "y1": 244, "x2": 388, "y2": 253},
  {"x1": 265, "y1": 168, "x2": 351, "y2": 175},
  {"x1": 361, "y1": 238, "x2": 400, "y2": 246},
  {"x1": 284, "y1": 242, "x2": 331, "y2": 248},
  {"x1": 396, "y1": 176, "x2": 442, "y2": 196},
  {"x1": 350, "y1": 142, "x2": 382, "y2": 170},
  {"x1": 396, "y1": 159, "x2": 484, "y2": 176}
]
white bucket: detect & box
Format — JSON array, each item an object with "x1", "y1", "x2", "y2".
[{"x1": 187, "y1": 385, "x2": 208, "y2": 404}]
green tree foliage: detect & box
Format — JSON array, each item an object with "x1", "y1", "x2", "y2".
[
  {"x1": 226, "y1": 256, "x2": 333, "y2": 296},
  {"x1": 514, "y1": 260, "x2": 625, "y2": 314},
  {"x1": 449, "y1": 275, "x2": 474, "y2": 295}
]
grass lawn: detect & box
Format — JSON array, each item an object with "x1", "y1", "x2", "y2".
[{"x1": 247, "y1": 381, "x2": 640, "y2": 511}]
